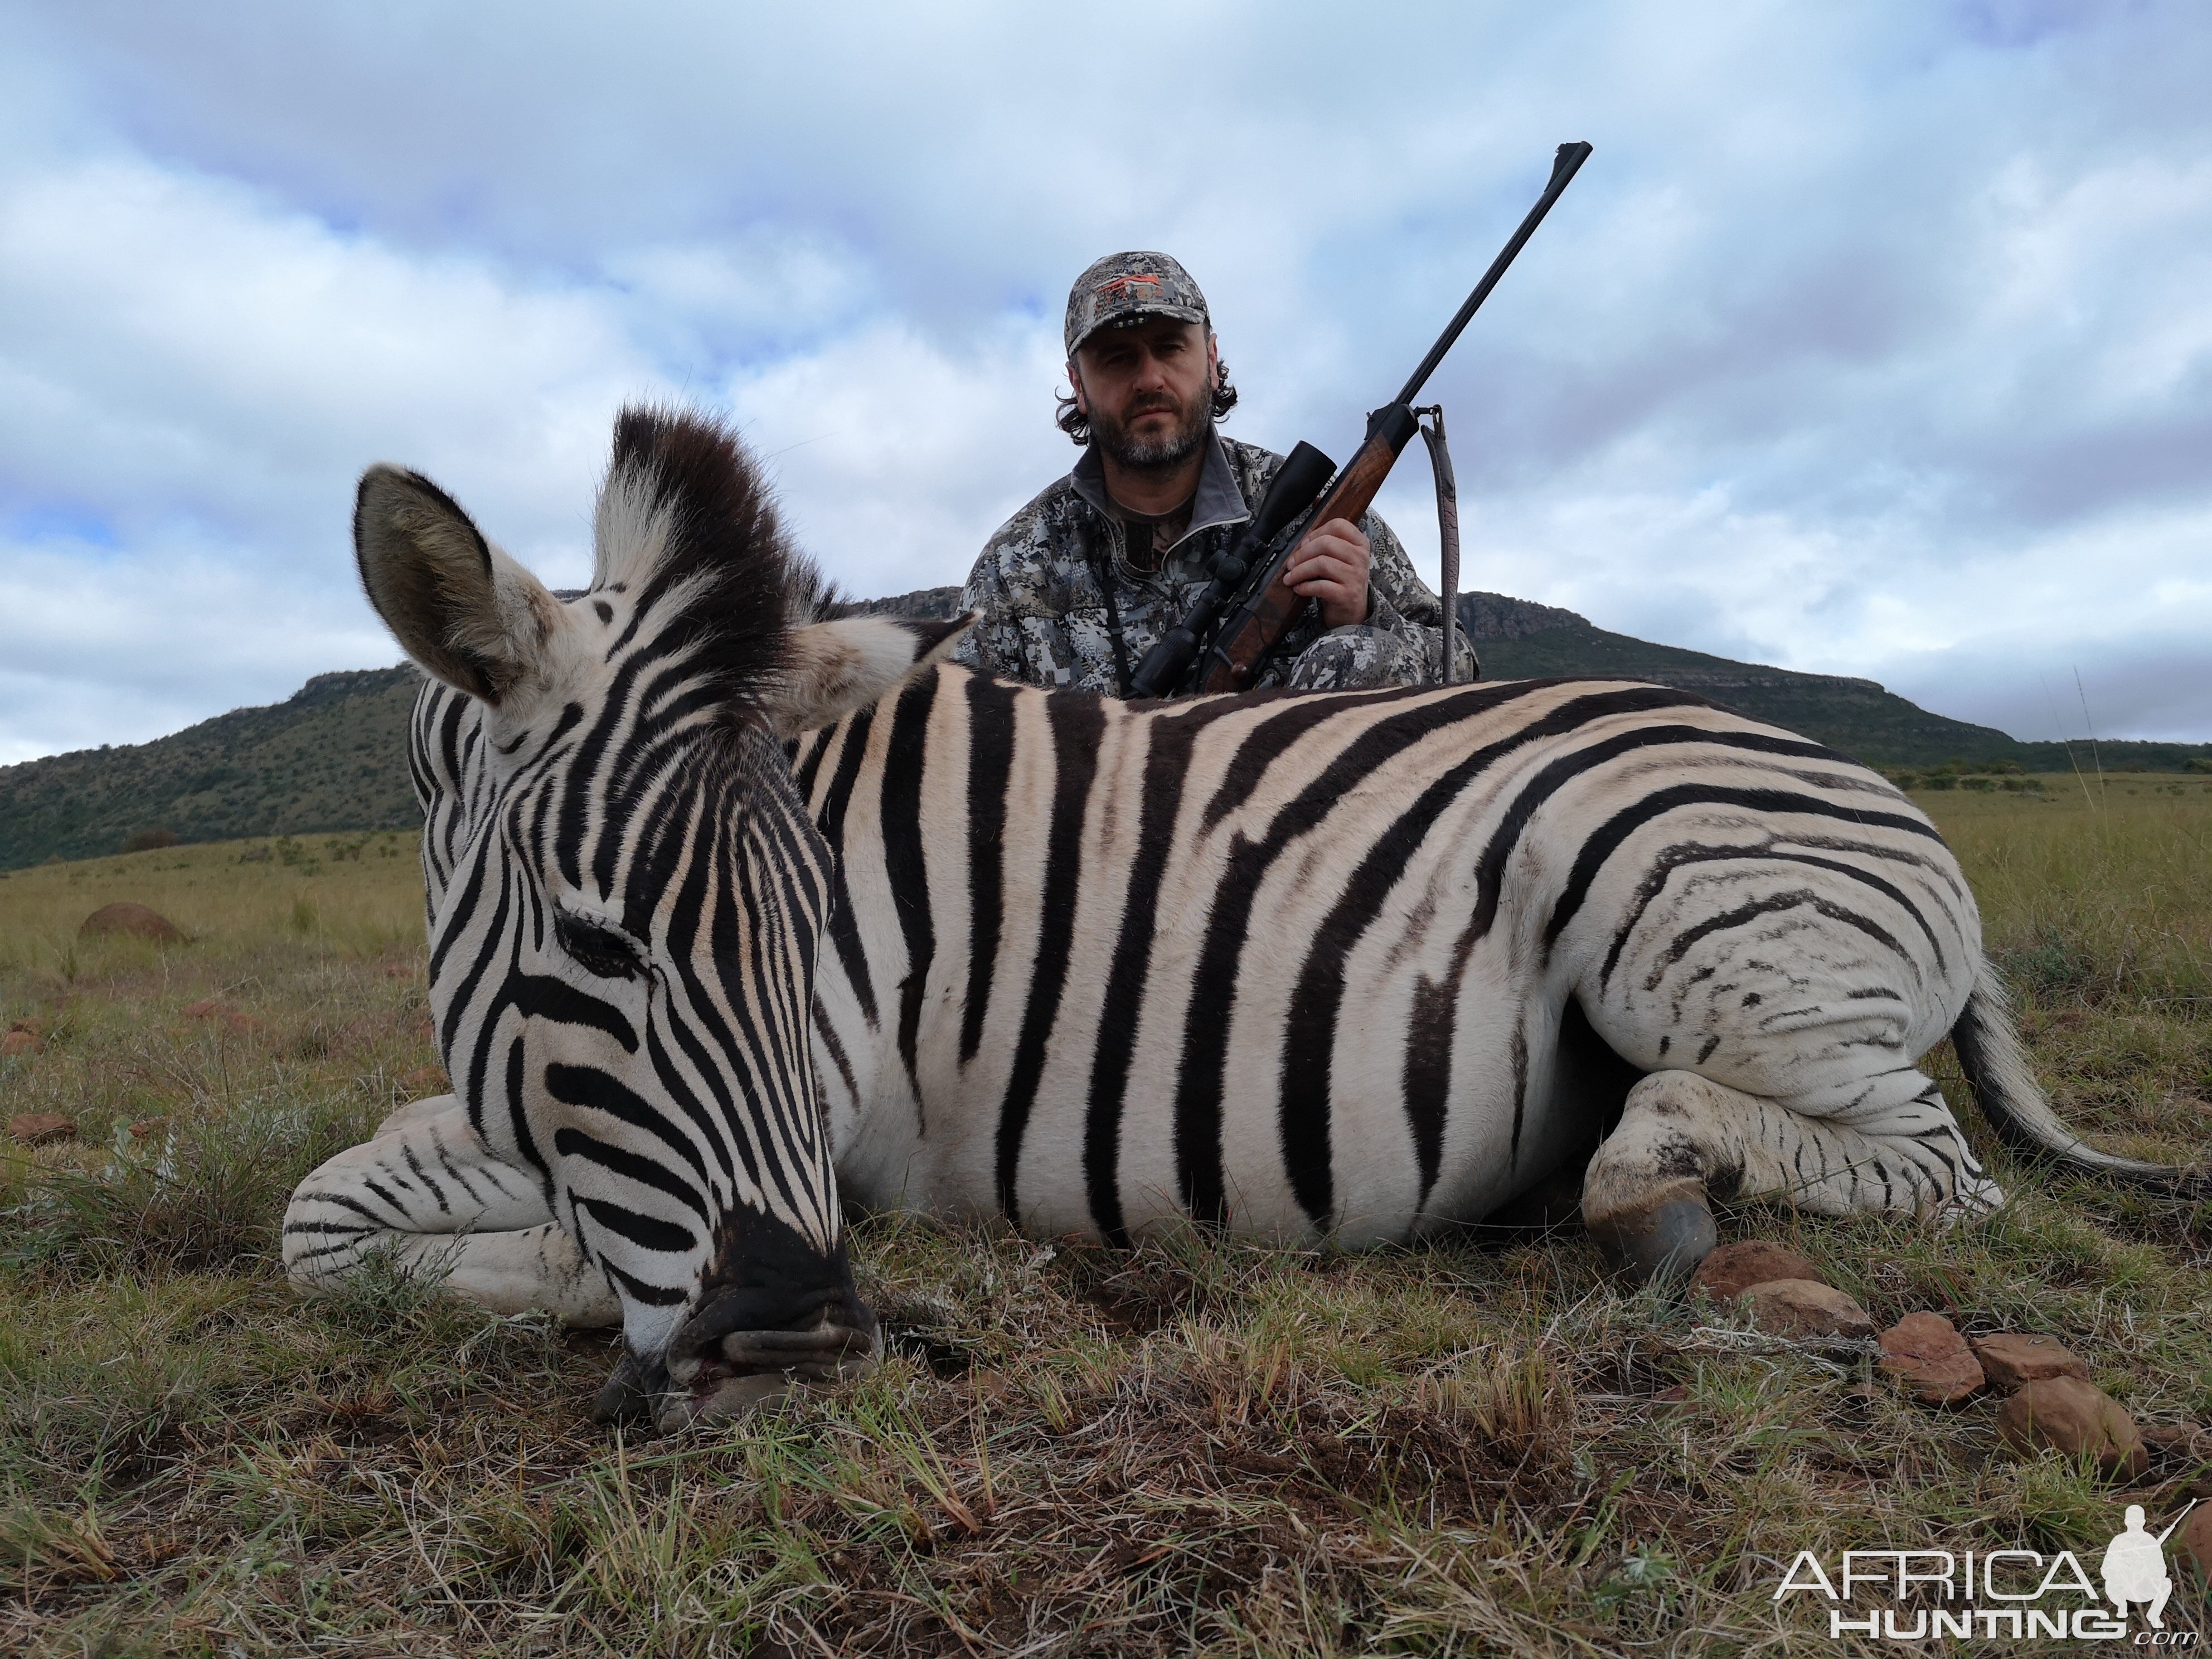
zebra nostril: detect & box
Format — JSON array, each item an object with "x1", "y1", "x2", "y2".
[{"x1": 711, "y1": 1320, "x2": 879, "y2": 1376}]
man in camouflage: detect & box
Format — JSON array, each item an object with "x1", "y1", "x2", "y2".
[{"x1": 955, "y1": 251, "x2": 1473, "y2": 696}]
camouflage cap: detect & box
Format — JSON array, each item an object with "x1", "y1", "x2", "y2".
[{"x1": 1064, "y1": 251, "x2": 1210, "y2": 357}]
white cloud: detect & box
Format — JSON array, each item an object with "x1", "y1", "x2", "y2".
[
  {"x1": 1, "y1": 0, "x2": 2209, "y2": 759},
  {"x1": 719, "y1": 318, "x2": 1075, "y2": 599}
]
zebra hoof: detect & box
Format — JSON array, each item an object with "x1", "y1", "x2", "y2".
[{"x1": 1589, "y1": 1188, "x2": 1716, "y2": 1286}]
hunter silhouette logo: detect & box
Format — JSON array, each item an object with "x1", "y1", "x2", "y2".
[
  {"x1": 2104, "y1": 1502, "x2": 2195, "y2": 1630},
  {"x1": 1774, "y1": 1501, "x2": 2201, "y2": 1642}
]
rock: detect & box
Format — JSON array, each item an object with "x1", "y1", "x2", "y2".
[
  {"x1": 129, "y1": 1118, "x2": 171, "y2": 1139},
  {"x1": 1971, "y1": 1332, "x2": 2092, "y2": 1390},
  {"x1": 1995, "y1": 1376, "x2": 2147, "y2": 1478},
  {"x1": 79, "y1": 903, "x2": 183, "y2": 943},
  {"x1": 1738, "y1": 1279, "x2": 1876, "y2": 1340},
  {"x1": 2140, "y1": 1424, "x2": 2212, "y2": 1464},
  {"x1": 8, "y1": 1113, "x2": 76, "y2": 1144},
  {"x1": 1, "y1": 1030, "x2": 41, "y2": 1056},
  {"x1": 2179, "y1": 1506, "x2": 2212, "y2": 1577},
  {"x1": 1689, "y1": 1240, "x2": 1828, "y2": 1301},
  {"x1": 1878, "y1": 1312, "x2": 1985, "y2": 1405}
]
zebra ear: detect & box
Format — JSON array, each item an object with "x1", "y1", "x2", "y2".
[
  {"x1": 355, "y1": 464, "x2": 562, "y2": 705},
  {"x1": 761, "y1": 613, "x2": 974, "y2": 737}
]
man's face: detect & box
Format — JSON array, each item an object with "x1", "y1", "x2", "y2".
[{"x1": 1071, "y1": 317, "x2": 1218, "y2": 470}]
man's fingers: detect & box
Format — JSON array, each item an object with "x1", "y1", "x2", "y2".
[
  {"x1": 1278, "y1": 520, "x2": 1372, "y2": 628},
  {"x1": 1280, "y1": 555, "x2": 1360, "y2": 590}
]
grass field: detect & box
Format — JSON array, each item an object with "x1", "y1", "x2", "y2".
[{"x1": 2, "y1": 782, "x2": 2208, "y2": 1656}]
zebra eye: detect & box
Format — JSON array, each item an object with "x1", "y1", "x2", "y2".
[{"x1": 555, "y1": 911, "x2": 642, "y2": 979}]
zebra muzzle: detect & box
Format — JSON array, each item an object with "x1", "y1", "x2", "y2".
[{"x1": 651, "y1": 1291, "x2": 881, "y2": 1427}]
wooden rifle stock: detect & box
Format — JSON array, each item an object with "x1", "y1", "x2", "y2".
[{"x1": 1195, "y1": 403, "x2": 1420, "y2": 693}]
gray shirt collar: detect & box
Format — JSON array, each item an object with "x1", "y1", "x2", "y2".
[{"x1": 1068, "y1": 428, "x2": 1250, "y2": 555}]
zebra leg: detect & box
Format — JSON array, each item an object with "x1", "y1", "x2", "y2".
[
  {"x1": 1581, "y1": 1066, "x2": 2001, "y2": 1282},
  {"x1": 283, "y1": 1098, "x2": 621, "y2": 1326}
]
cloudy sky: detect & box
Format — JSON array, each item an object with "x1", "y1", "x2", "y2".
[{"x1": 2, "y1": 0, "x2": 2206, "y2": 763}]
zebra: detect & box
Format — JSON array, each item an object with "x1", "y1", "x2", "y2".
[{"x1": 285, "y1": 405, "x2": 2200, "y2": 1433}]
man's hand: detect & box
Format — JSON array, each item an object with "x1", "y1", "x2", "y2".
[{"x1": 1278, "y1": 518, "x2": 1371, "y2": 629}]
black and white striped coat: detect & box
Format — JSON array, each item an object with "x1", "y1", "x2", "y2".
[
  {"x1": 796, "y1": 664, "x2": 2002, "y2": 1250},
  {"x1": 286, "y1": 407, "x2": 2195, "y2": 1428}
]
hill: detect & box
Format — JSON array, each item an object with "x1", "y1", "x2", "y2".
[
  {"x1": 4, "y1": 591, "x2": 2203, "y2": 870},
  {"x1": 862, "y1": 584, "x2": 2211, "y2": 774},
  {"x1": 0, "y1": 668, "x2": 422, "y2": 870},
  {"x1": 1466, "y1": 596, "x2": 2211, "y2": 772},
  {"x1": 1467, "y1": 598, "x2": 2022, "y2": 767}
]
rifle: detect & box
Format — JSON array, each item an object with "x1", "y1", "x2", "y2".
[{"x1": 1127, "y1": 141, "x2": 1592, "y2": 699}]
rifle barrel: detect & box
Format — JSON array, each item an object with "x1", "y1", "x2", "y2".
[{"x1": 1392, "y1": 140, "x2": 1592, "y2": 409}]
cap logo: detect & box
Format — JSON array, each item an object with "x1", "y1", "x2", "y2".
[{"x1": 1095, "y1": 274, "x2": 1161, "y2": 303}]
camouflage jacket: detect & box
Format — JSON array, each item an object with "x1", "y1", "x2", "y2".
[{"x1": 953, "y1": 433, "x2": 1474, "y2": 695}]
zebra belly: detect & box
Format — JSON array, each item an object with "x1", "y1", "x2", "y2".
[
  {"x1": 819, "y1": 862, "x2": 1587, "y2": 1244},
  {"x1": 823, "y1": 971, "x2": 1589, "y2": 1244}
]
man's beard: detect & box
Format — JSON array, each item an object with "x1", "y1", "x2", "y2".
[{"x1": 1093, "y1": 387, "x2": 1210, "y2": 471}]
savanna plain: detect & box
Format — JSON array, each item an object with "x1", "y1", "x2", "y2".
[{"x1": 2, "y1": 779, "x2": 2209, "y2": 1656}]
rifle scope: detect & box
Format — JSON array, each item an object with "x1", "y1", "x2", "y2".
[{"x1": 1126, "y1": 439, "x2": 1335, "y2": 698}]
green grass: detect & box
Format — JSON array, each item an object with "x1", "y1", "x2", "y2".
[{"x1": 2, "y1": 805, "x2": 2208, "y2": 1655}]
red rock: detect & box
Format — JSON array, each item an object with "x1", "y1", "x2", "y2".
[
  {"x1": 1971, "y1": 1332, "x2": 2092, "y2": 1390},
  {"x1": 2139, "y1": 1424, "x2": 2212, "y2": 1464},
  {"x1": 129, "y1": 1119, "x2": 171, "y2": 1139},
  {"x1": 79, "y1": 903, "x2": 182, "y2": 943},
  {"x1": 1878, "y1": 1312, "x2": 1985, "y2": 1405},
  {"x1": 1995, "y1": 1376, "x2": 2147, "y2": 1477},
  {"x1": 1689, "y1": 1240, "x2": 1828, "y2": 1301},
  {"x1": 1739, "y1": 1279, "x2": 1875, "y2": 1339},
  {"x1": 2179, "y1": 1507, "x2": 2212, "y2": 1577},
  {"x1": 1, "y1": 1030, "x2": 41, "y2": 1056},
  {"x1": 8, "y1": 1113, "x2": 76, "y2": 1144}
]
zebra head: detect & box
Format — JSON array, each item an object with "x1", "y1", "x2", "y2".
[{"x1": 354, "y1": 406, "x2": 966, "y2": 1428}]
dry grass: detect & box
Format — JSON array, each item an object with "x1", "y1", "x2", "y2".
[{"x1": 2, "y1": 803, "x2": 2209, "y2": 1656}]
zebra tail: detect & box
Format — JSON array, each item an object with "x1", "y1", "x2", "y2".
[{"x1": 1951, "y1": 972, "x2": 2210, "y2": 1198}]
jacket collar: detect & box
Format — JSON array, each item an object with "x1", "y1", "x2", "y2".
[{"x1": 1068, "y1": 427, "x2": 1251, "y2": 553}]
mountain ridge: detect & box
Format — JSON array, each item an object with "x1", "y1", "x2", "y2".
[{"x1": 4, "y1": 591, "x2": 2203, "y2": 869}]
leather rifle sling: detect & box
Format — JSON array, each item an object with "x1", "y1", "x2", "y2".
[{"x1": 1414, "y1": 406, "x2": 1460, "y2": 686}]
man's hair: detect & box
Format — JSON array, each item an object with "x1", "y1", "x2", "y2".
[{"x1": 1054, "y1": 361, "x2": 1239, "y2": 446}]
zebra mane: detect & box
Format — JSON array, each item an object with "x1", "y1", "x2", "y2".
[{"x1": 591, "y1": 405, "x2": 836, "y2": 710}]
